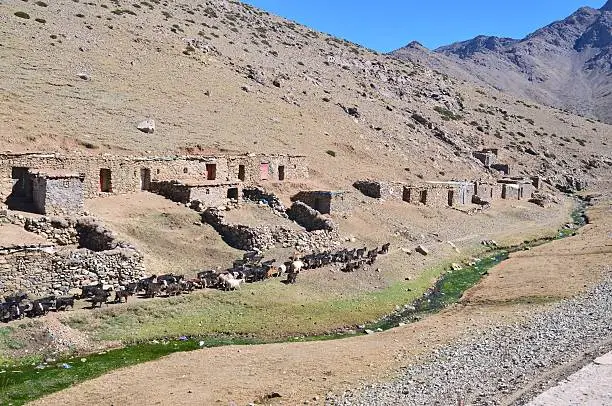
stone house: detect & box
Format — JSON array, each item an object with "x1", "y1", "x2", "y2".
[
  {"x1": 290, "y1": 190, "x2": 346, "y2": 214},
  {"x1": 150, "y1": 180, "x2": 240, "y2": 207},
  {"x1": 403, "y1": 181, "x2": 475, "y2": 208},
  {"x1": 474, "y1": 181, "x2": 502, "y2": 202},
  {"x1": 30, "y1": 170, "x2": 85, "y2": 215},
  {"x1": 1, "y1": 152, "x2": 308, "y2": 212},
  {"x1": 473, "y1": 149, "x2": 498, "y2": 168},
  {"x1": 499, "y1": 178, "x2": 535, "y2": 200},
  {"x1": 353, "y1": 180, "x2": 404, "y2": 200}
]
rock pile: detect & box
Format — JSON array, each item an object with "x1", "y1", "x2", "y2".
[
  {"x1": 287, "y1": 201, "x2": 336, "y2": 232},
  {"x1": 243, "y1": 186, "x2": 287, "y2": 215},
  {"x1": 23, "y1": 217, "x2": 79, "y2": 246},
  {"x1": 202, "y1": 208, "x2": 339, "y2": 252}
]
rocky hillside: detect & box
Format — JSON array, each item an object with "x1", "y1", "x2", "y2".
[
  {"x1": 393, "y1": 1, "x2": 612, "y2": 124},
  {"x1": 1, "y1": 0, "x2": 610, "y2": 191}
]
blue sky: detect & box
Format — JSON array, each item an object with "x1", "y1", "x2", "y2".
[{"x1": 242, "y1": 1, "x2": 606, "y2": 51}]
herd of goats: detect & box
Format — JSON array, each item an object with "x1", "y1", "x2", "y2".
[{"x1": 0, "y1": 243, "x2": 390, "y2": 323}]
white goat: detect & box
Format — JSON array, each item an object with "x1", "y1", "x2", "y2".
[
  {"x1": 224, "y1": 278, "x2": 245, "y2": 291},
  {"x1": 290, "y1": 260, "x2": 304, "y2": 273}
]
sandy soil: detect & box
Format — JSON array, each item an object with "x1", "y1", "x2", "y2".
[
  {"x1": 30, "y1": 202, "x2": 612, "y2": 406},
  {"x1": 85, "y1": 192, "x2": 243, "y2": 275},
  {"x1": 0, "y1": 222, "x2": 47, "y2": 246}
]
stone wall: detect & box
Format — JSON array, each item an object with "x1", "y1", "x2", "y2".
[
  {"x1": 31, "y1": 175, "x2": 85, "y2": 216},
  {"x1": 227, "y1": 154, "x2": 309, "y2": 183},
  {"x1": 286, "y1": 201, "x2": 336, "y2": 232},
  {"x1": 502, "y1": 184, "x2": 520, "y2": 200},
  {"x1": 17, "y1": 215, "x2": 126, "y2": 251},
  {"x1": 202, "y1": 208, "x2": 277, "y2": 251},
  {"x1": 422, "y1": 186, "x2": 451, "y2": 208},
  {"x1": 149, "y1": 180, "x2": 191, "y2": 204},
  {"x1": 0, "y1": 214, "x2": 145, "y2": 297},
  {"x1": 0, "y1": 244, "x2": 144, "y2": 297}
]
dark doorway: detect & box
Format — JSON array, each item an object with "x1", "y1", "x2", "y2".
[
  {"x1": 419, "y1": 190, "x2": 427, "y2": 205},
  {"x1": 448, "y1": 190, "x2": 454, "y2": 207},
  {"x1": 314, "y1": 198, "x2": 323, "y2": 212},
  {"x1": 227, "y1": 187, "x2": 239, "y2": 200},
  {"x1": 140, "y1": 168, "x2": 151, "y2": 191},
  {"x1": 206, "y1": 164, "x2": 217, "y2": 180},
  {"x1": 402, "y1": 188, "x2": 411, "y2": 203},
  {"x1": 278, "y1": 165, "x2": 285, "y2": 181},
  {"x1": 100, "y1": 168, "x2": 112, "y2": 192},
  {"x1": 238, "y1": 165, "x2": 245, "y2": 181},
  {"x1": 6, "y1": 167, "x2": 34, "y2": 211}
]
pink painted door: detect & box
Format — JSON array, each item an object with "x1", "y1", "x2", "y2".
[{"x1": 260, "y1": 163, "x2": 269, "y2": 180}]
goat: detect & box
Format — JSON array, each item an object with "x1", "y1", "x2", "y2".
[
  {"x1": 114, "y1": 289, "x2": 132, "y2": 303},
  {"x1": 29, "y1": 299, "x2": 53, "y2": 316},
  {"x1": 137, "y1": 275, "x2": 157, "y2": 292},
  {"x1": 379, "y1": 243, "x2": 391, "y2": 254},
  {"x1": 145, "y1": 282, "x2": 163, "y2": 298},
  {"x1": 224, "y1": 278, "x2": 245, "y2": 291},
  {"x1": 290, "y1": 259, "x2": 305, "y2": 274},
  {"x1": 158, "y1": 273, "x2": 183, "y2": 285},
  {"x1": 166, "y1": 283, "x2": 182, "y2": 296},
  {"x1": 4, "y1": 292, "x2": 28, "y2": 304},
  {"x1": 91, "y1": 290, "x2": 110, "y2": 309},
  {"x1": 55, "y1": 296, "x2": 75, "y2": 311},
  {"x1": 81, "y1": 283, "x2": 104, "y2": 299}
]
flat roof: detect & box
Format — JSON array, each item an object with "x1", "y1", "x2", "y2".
[
  {"x1": 29, "y1": 169, "x2": 84, "y2": 179},
  {"x1": 156, "y1": 179, "x2": 239, "y2": 188},
  {"x1": 2, "y1": 152, "x2": 306, "y2": 162}
]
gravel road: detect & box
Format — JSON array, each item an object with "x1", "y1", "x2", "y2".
[{"x1": 327, "y1": 273, "x2": 612, "y2": 406}]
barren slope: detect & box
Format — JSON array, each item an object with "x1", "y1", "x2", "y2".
[{"x1": 1, "y1": 0, "x2": 610, "y2": 191}]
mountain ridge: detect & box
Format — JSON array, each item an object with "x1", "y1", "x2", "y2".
[{"x1": 392, "y1": 2, "x2": 612, "y2": 123}]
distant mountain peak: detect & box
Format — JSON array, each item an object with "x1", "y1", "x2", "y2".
[
  {"x1": 390, "y1": 2, "x2": 612, "y2": 123},
  {"x1": 406, "y1": 41, "x2": 427, "y2": 50}
]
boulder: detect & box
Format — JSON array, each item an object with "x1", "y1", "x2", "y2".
[
  {"x1": 416, "y1": 245, "x2": 429, "y2": 255},
  {"x1": 137, "y1": 118, "x2": 155, "y2": 134}
]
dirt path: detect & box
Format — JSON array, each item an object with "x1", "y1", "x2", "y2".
[{"x1": 30, "y1": 202, "x2": 612, "y2": 406}]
